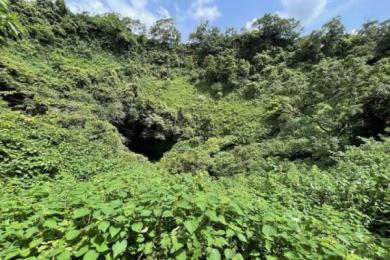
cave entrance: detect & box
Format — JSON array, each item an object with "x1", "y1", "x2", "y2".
[{"x1": 116, "y1": 122, "x2": 180, "y2": 161}]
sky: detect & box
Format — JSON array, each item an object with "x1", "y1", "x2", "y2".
[{"x1": 65, "y1": 0, "x2": 390, "y2": 39}]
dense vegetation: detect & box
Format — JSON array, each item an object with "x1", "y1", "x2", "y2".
[{"x1": 0, "y1": 0, "x2": 389, "y2": 259}]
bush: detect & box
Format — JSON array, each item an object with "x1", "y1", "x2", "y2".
[{"x1": 0, "y1": 168, "x2": 387, "y2": 259}]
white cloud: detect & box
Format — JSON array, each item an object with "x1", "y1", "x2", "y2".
[
  {"x1": 67, "y1": 0, "x2": 108, "y2": 14},
  {"x1": 66, "y1": 0, "x2": 170, "y2": 27},
  {"x1": 276, "y1": 0, "x2": 327, "y2": 25},
  {"x1": 188, "y1": 0, "x2": 221, "y2": 21},
  {"x1": 245, "y1": 18, "x2": 257, "y2": 31}
]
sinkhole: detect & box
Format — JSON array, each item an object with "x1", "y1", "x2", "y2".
[{"x1": 116, "y1": 121, "x2": 180, "y2": 161}]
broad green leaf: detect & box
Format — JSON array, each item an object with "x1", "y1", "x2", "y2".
[
  {"x1": 74, "y1": 246, "x2": 89, "y2": 257},
  {"x1": 5, "y1": 250, "x2": 20, "y2": 259},
  {"x1": 43, "y1": 219, "x2": 57, "y2": 229},
  {"x1": 83, "y1": 250, "x2": 99, "y2": 260},
  {"x1": 213, "y1": 237, "x2": 227, "y2": 248},
  {"x1": 237, "y1": 233, "x2": 247, "y2": 242},
  {"x1": 140, "y1": 210, "x2": 152, "y2": 216},
  {"x1": 29, "y1": 238, "x2": 43, "y2": 248},
  {"x1": 208, "y1": 248, "x2": 221, "y2": 260},
  {"x1": 162, "y1": 210, "x2": 173, "y2": 217},
  {"x1": 232, "y1": 253, "x2": 244, "y2": 260},
  {"x1": 112, "y1": 240, "x2": 127, "y2": 258},
  {"x1": 226, "y1": 229, "x2": 235, "y2": 238},
  {"x1": 20, "y1": 248, "x2": 31, "y2": 257},
  {"x1": 284, "y1": 251, "x2": 298, "y2": 259},
  {"x1": 65, "y1": 230, "x2": 81, "y2": 241},
  {"x1": 24, "y1": 227, "x2": 38, "y2": 239},
  {"x1": 205, "y1": 210, "x2": 219, "y2": 222},
  {"x1": 224, "y1": 248, "x2": 235, "y2": 259},
  {"x1": 184, "y1": 219, "x2": 200, "y2": 234},
  {"x1": 131, "y1": 222, "x2": 143, "y2": 233},
  {"x1": 57, "y1": 251, "x2": 72, "y2": 260},
  {"x1": 109, "y1": 226, "x2": 121, "y2": 237},
  {"x1": 73, "y1": 208, "x2": 91, "y2": 219},
  {"x1": 170, "y1": 236, "x2": 184, "y2": 253},
  {"x1": 262, "y1": 225, "x2": 276, "y2": 238},
  {"x1": 143, "y1": 242, "x2": 154, "y2": 254},
  {"x1": 176, "y1": 250, "x2": 186, "y2": 260},
  {"x1": 98, "y1": 221, "x2": 110, "y2": 232}
]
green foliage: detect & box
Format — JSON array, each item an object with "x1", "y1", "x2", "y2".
[
  {"x1": 0, "y1": 165, "x2": 388, "y2": 259},
  {"x1": 150, "y1": 18, "x2": 181, "y2": 47},
  {"x1": 0, "y1": 104, "x2": 142, "y2": 179},
  {"x1": 0, "y1": 1, "x2": 389, "y2": 259},
  {"x1": 202, "y1": 49, "x2": 250, "y2": 93},
  {"x1": 237, "y1": 14, "x2": 300, "y2": 59},
  {"x1": 0, "y1": 0, "x2": 22, "y2": 41}
]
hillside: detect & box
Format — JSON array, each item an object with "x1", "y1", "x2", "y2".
[{"x1": 0, "y1": 1, "x2": 389, "y2": 259}]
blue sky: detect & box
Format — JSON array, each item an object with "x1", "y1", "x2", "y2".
[{"x1": 66, "y1": 0, "x2": 390, "y2": 39}]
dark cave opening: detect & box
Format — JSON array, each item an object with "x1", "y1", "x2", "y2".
[{"x1": 116, "y1": 122, "x2": 180, "y2": 161}]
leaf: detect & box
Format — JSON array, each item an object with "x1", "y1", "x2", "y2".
[
  {"x1": 65, "y1": 230, "x2": 81, "y2": 241},
  {"x1": 109, "y1": 226, "x2": 121, "y2": 237},
  {"x1": 205, "y1": 210, "x2": 219, "y2": 222},
  {"x1": 73, "y1": 208, "x2": 91, "y2": 219},
  {"x1": 57, "y1": 251, "x2": 72, "y2": 260},
  {"x1": 176, "y1": 250, "x2": 187, "y2": 260},
  {"x1": 162, "y1": 210, "x2": 173, "y2": 217},
  {"x1": 184, "y1": 219, "x2": 200, "y2": 234},
  {"x1": 74, "y1": 246, "x2": 89, "y2": 257},
  {"x1": 262, "y1": 225, "x2": 276, "y2": 238},
  {"x1": 232, "y1": 253, "x2": 244, "y2": 260},
  {"x1": 237, "y1": 233, "x2": 247, "y2": 242},
  {"x1": 284, "y1": 251, "x2": 298, "y2": 259},
  {"x1": 140, "y1": 210, "x2": 152, "y2": 216},
  {"x1": 83, "y1": 250, "x2": 99, "y2": 260},
  {"x1": 213, "y1": 237, "x2": 227, "y2": 248},
  {"x1": 98, "y1": 221, "x2": 110, "y2": 232},
  {"x1": 43, "y1": 219, "x2": 57, "y2": 229},
  {"x1": 224, "y1": 248, "x2": 235, "y2": 259},
  {"x1": 153, "y1": 208, "x2": 162, "y2": 217},
  {"x1": 170, "y1": 235, "x2": 184, "y2": 253},
  {"x1": 208, "y1": 248, "x2": 221, "y2": 260},
  {"x1": 5, "y1": 250, "x2": 20, "y2": 259},
  {"x1": 29, "y1": 238, "x2": 43, "y2": 248},
  {"x1": 24, "y1": 227, "x2": 38, "y2": 239},
  {"x1": 226, "y1": 229, "x2": 235, "y2": 238},
  {"x1": 112, "y1": 240, "x2": 127, "y2": 258},
  {"x1": 143, "y1": 241, "x2": 154, "y2": 254},
  {"x1": 131, "y1": 222, "x2": 143, "y2": 233}
]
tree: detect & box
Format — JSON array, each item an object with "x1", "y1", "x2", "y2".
[
  {"x1": 54, "y1": 0, "x2": 67, "y2": 15},
  {"x1": 237, "y1": 14, "x2": 300, "y2": 59},
  {"x1": 320, "y1": 17, "x2": 348, "y2": 57},
  {"x1": 0, "y1": 0, "x2": 21, "y2": 41},
  {"x1": 189, "y1": 21, "x2": 234, "y2": 64},
  {"x1": 203, "y1": 49, "x2": 250, "y2": 93},
  {"x1": 293, "y1": 31, "x2": 323, "y2": 64},
  {"x1": 374, "y1": 20, "x2": 390, "y2": 60},
  {"x1": 89, "y1": 13, "x2": 138, "y2": 51},
  {"x1": 122, "y1": 17, "x2": 146, "y2": 35},
  {"x1": 150, "y1": 18, "x2": 180, "y2": 47}
]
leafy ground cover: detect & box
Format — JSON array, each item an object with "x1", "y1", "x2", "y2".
[{"x1": 0, "y1": 1, "x2": 389, "y2": 259}]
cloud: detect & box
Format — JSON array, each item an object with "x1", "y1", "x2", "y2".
[
  {"x1": 188, "y1": 0, "x2": 221, "y2": 21},
  {"x1": 245, "y1": 18, "x2": 257, "y2": 31},
  {"x1": 276, "y1": 0, "x2": 327, "y2": 25},
  {"x1": 66, "y1": 0, "x2": 170, "y2": 27},
  {"x1": 67, "y1": 0, "x2": 108, "y2": 14}
]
